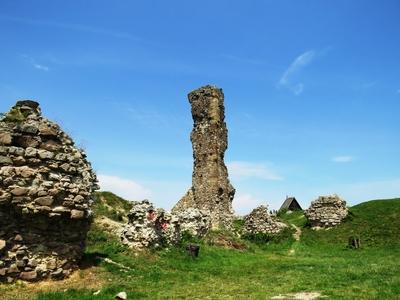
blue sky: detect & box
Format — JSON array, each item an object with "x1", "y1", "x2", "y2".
[{"x1": 0, "y1": 1, "x2": 399, "y2": 214}]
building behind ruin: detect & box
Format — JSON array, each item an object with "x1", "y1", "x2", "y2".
[
  {"x1": 172, "y1": 86, "x2": 235, "y2": 229},
  {"x1": 279, "y1": 196, "x2": 302, "y2": 212},
  {"x1": 0, "y1": 100, "x2": 98, "y2": 282}
]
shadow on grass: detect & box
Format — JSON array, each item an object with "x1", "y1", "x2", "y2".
[{"x1": 79, "y1": 252, "x2": 108, "y2": 269}]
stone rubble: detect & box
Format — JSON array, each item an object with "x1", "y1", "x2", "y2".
[
  {"x1": 121, "y1": 200, "x2": 180, "y2": 248},
  {"x1": 243, "y1": 205, "x2": 287, "y2": 235},
  {"x1": 305, "y1": 194, "x2": 348, "y2": 229},
  {"x1": 173, "y1": 85, "x2": 235, "y2": 229},
  {"x1": 121, "y1": 200, "x2": 211, "y2": 248},
  {"x1": 174, "y1": 208, "x2": 211, "y2": 238},
  {"x1": 0, "y1": 100, "x2": 98, "y2": 282}
]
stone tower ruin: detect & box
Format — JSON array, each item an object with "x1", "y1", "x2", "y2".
[
  {"x1": 0, "y1": 100, "x2": 98, "y2": 282},
  {"x1": 173, "y1": 86, "x2": 235, "y2": 229}
]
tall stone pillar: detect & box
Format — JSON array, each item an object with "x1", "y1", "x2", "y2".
[{"x1": 173, "y1": 85, "x2": 235, "y2": 229}]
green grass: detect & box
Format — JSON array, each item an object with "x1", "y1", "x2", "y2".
[
  {"x1": 2, "y1": 198, "x2": 400, "y2": 299},
  {"x1": 279, "y1": 209, "x2": 308, "y2": 227},
  {"x1": 92, "y1": 191, "x2": 133, "y2": 222}
]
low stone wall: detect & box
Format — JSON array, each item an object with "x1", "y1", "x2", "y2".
[
  {"x1": 0, "y1": 100, "x2": 98, "y2": 282},
  {"x1": 305, "y1": 195, "x2": 348, "y2": 229},
  {"x1": 243, "y1": 205, "x2": 287, "y2": 235},
  {"x1": 121, "y1": 200, "x2": 211, "y2": 248}
]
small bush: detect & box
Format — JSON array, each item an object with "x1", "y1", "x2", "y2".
[{"x1": 242, "y1": 227, "x2": 294, "y2": 245}]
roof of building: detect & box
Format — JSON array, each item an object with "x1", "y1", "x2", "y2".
[{"x1": 279, "y1": 197, "x2": 302, "y2": 211}]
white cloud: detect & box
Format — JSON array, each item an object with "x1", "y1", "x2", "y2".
[
  {"x1": 278, "y1": 50, "x2": 315, "y2": 95},
  {"x1": 33, "y1": 63, "x2": 49, "y2": 71},
  {"x1": 21, "y1": 54, "x2": 49, "y2": 71},
  {"x1": 227, "y1": 161, "x2": 283, "y2": 181},
  {"x1": 97, "y1": 174, "x2": 152, "y2": 201},
  {"x1": 233, "y1": 193, "x2": 269, "y2": 215},
  {"x1": 332, "y1": 156, "x2": 353, "y2": 163}
]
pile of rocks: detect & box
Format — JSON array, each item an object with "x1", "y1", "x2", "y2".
[
  {"x1": 305, "y1": 194, "x2": 348, "y2": 229},
  {"x1": 0, "y1": 100, "x2": 98, "y2": 282},
  {"x1": 243, "y1": 206, "x2": 287, "y2": 235},
  {"x1": 174, "y1": 208, "x2": 211, "y2": 238},
  {"x1": 173, "y1": 86, "x2": 235, "y2": 229},
  {"x1": 121, "y1": 200, "x2": 180, "y2": 248},
  {"x1": 121, "y1": 200, "x2": 211, "y2": 248}
]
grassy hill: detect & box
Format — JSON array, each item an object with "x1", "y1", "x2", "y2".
[
  {"x1": 1, "y1": 198, "x2": 399, "y2": 300},
  {"x1": 92, "y1": 191, "x2": 134, "y2": 223}
]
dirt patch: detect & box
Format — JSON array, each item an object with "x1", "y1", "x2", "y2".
[
  {"x1": 0, "y1": 267, "x2": 105, "y2": 300},
  {"x1": 292, "y1": 224, "x2": 302, "y2": 241},
  {"x1": 206, "y1": 233, "x2": 247, "y2": 250},
  {"x1": 271, "y1": 292, "x2": 325, "y2": 299},
  {"x1": 94, "y1": 215, "x2": 124, "y2": 236}
]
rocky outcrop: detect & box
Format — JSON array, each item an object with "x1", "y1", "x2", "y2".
[
  {"x1": 243, "y1": 206, "x2": 287, "y2": 235},
  {"x1": 0, "y1": 100, "x2": 98, "y2": 282},
  {"x1": 121, "y1": 200, "x2": 211, "y2": 249},
  {"x1": 305, "y1": 195, "x2": 348, "y2": 229},
  {"x1": 172, "y1": 86, "x2": 235, "y2": 229}
]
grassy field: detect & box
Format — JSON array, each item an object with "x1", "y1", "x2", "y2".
[{"x1": 1, "y1": 196, "x2": 399, "y2": 300}]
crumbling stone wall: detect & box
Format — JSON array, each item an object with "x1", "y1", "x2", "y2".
[
  {"x1": 173, "y1": 86, "x2": 235, "y2": 229},
  {"x1": 0, "y1": 100, "x2": 98, "y2": 282},
  {"x1": 243, "y1": 206, "x2": 287, "y2": 235},
  {"x1": 305, "y1": 195, "x2": 348, "y2": 229},
  {"x1": 121, "y1": 200, "x2": 210, "y2": 248},
  {"x1": 121, "y1": 200, "x2": 180, "y2": 248}
]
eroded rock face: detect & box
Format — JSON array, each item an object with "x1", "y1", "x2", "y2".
[
  {"x1": 0, "y1": 100, "x2": 98, "y2": 282},
  {"x1": 173, "y1": 86, "x2": 235, "y2": 229},
  {"x1": 243, "y1": 206, "x2": 287, "y2": 235},
  {"x1": 121, "y1": 200, "x2": 211, "y2": 248},
  {"x1": 305, "y1": 195, "x2": 348, "y2": 229}
]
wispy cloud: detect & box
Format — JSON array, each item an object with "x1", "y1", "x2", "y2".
[
  {"x1": 32, "y1": 63, "x2": 49, "y2": 71},
  {"x1": 278, "y1": 50, "x2": 315, "y2": 95},
  {"x1": 0, "y1": 15, "x2": 140, "y2": 41},
  {"x1": 332, "y1": 156, "x2": 354, "y2": 163},
  {"x1": 98, "y1": 174, "x2": 152, "y2": 201},
  {"x1": 227, "y1": 161, "x2": 283, "y2": 181},
  {"x1": 21, "y1": 54, "x2": 49, "y2": 71}
]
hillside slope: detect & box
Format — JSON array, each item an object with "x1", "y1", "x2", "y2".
[
  {"x1": 300, "y1": 198, "x2": 400, "y2": 248},
  {"x1": 1, "y1": 198, "x2": 399, "y2": 300},
  {"x1": 92, "y1": 191, "x2": 133, "y2": 223}
]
